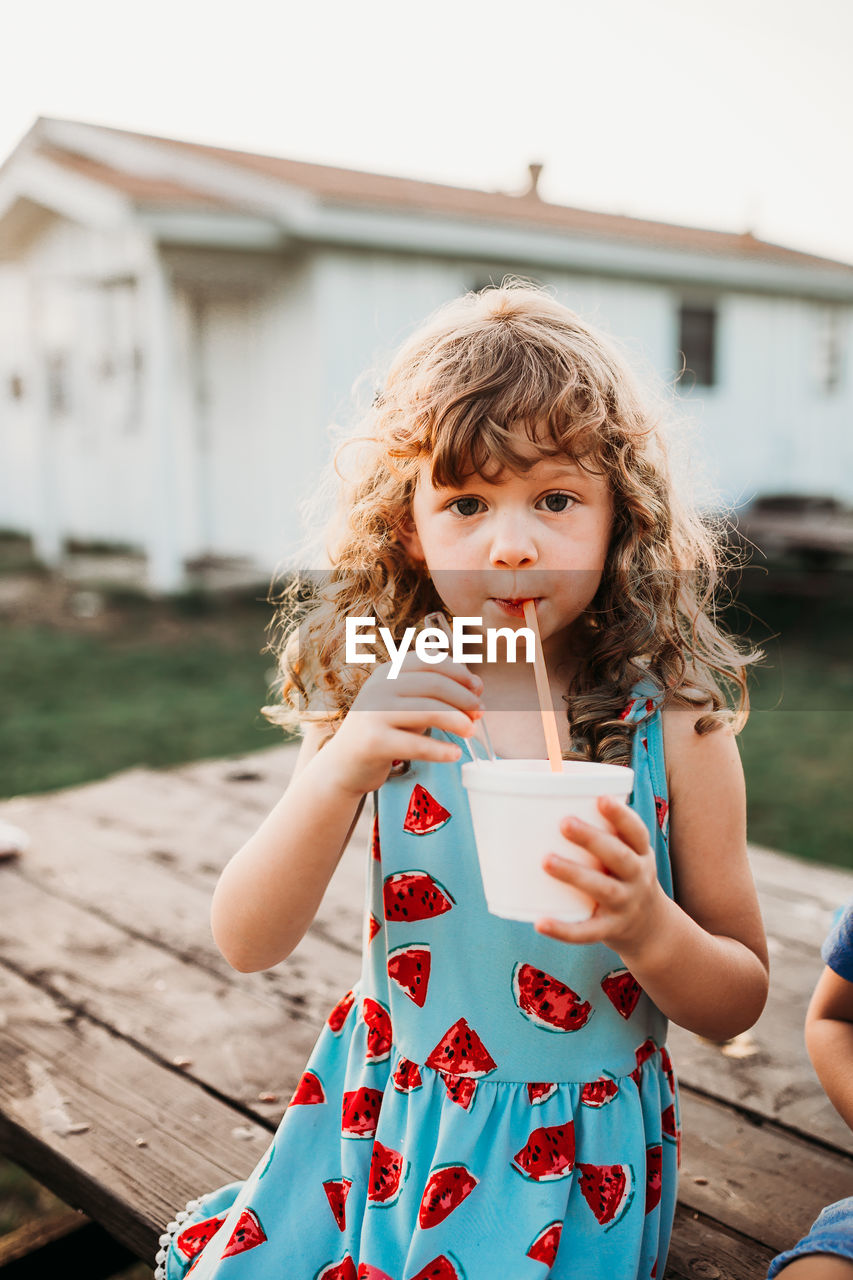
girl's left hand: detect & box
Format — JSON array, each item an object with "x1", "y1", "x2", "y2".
[{"x1": 535, "y1": 795, "x2": 667, "y2": 962}]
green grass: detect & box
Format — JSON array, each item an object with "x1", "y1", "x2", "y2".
[
  {"x1": 730, "y1": 574, "x2": 853, "y2": 869},
  {"x1": 0, "y1": 603, "x2": 285, "y2": 798}
]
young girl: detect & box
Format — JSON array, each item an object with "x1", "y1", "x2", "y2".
[{"x1": 156, "y1": 285, "x2": 769, "y2": 1280}]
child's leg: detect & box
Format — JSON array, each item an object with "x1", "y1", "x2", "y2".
[{"x1": 775, "y1": 1260, "x2": 853, "y2": 1279}]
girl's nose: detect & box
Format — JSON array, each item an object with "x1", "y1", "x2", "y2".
[{"x1": 488, "y1": 518, "x2": 539, "y2": 568}]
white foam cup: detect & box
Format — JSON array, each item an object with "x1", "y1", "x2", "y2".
[{"x1": 461, "y1": 759, "x2": 635, "y2": 922}]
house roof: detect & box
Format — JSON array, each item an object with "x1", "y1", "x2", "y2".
[{"x1": 6, "y1": 118, "x2": 853, "y2": 283}]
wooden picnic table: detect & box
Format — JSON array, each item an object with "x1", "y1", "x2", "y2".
[{"x1": 0, "y1": 745, "x2": 852, "y2": 1279}]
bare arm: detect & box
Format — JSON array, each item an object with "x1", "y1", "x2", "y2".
[
  {"x1": 538, "y1": 704, "x2": 769, "y2": 1041},
  {"x1": 210, "y1": 723, "x2": 366, "y2": 972},
  {"x1": 625, "y1": 706, "x2": 769, "y2": 1039},
  {"x1": 805, "y1": 965, "x2": 853, "y2": 1131},
  {"x1": 210, "y1": 655, "x2": 482, "y2": 973}
]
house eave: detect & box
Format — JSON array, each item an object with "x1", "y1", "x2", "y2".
[
  {"x1": 294, "y1": 202, "x2": 853, "y2": 302},
  {"x1": 139, "y1": 208, "x2": 287, "y2": 251}
]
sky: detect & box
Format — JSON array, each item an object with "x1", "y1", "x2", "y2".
[{"x1": 1, "y1": 0, "x2": 851, "y2": 264}]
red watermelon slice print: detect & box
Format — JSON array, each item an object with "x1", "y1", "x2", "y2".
[
  {"x1": 368, "y1": 1141, "x2": 409, "y2": 1206},
  {"x1": 660, "y1": 1045, "x2": 675, "y2": 1094},
  {"x1": 341, "y1": 1087, "x2": 383, "y2": 1139},
  {"x1": 403, "y1": 784, "x2": 451, "y2": 835},
  {"x1": 368, "y1": 913, "x2": 381, "y2": 944},
  {"x1": 662, "y1": 1102, "x2": 682, "y2": 1165},
  {"x1": 418, "y1": 1164, "x2": 478, "y2": 1228},
  {"x1": 581, "y1": 1077, "x2": 619, "y2": 1108},
  {"x1": 392, "y1": 1057, "x2": 423, "y2": 1093},
  {"x1": 316, "y1": 1258, "x2": 357, "y2": 1280},
  {"x1": 577, "y1": 1162, "x2": 634, "y2": 1229},
  {"x1": 512, "y1": 1124, "x2": 575, "y2": 1181},
  {"x1": 526, "y1": 1220, "x2": 563, "y2": 1265},
  {"x1": 220, "y1": 1208, "x2": 267, "y2": 1258},
  {"x1": 358, "y1": 1266, "x2": 394, "y2": 1280},
  {"x1": 645, "y1": 1143, "x2": 663, "y2": 1214},
  {"x1": 655, "y1": 795, "x2": 669, "y2": 838},
  {"x1": 600, "y1": 968, "x2": 642, "y2": 1020},
  {"x1": 327, "y1": 989, "x2": 355, "y2": 1035},
  {"x1": 661, "y1": 1103, "x2": 678, "y2": 1141},
  {"x1": 425, "y1": 1018, "x2": 497, "y2": 1077},
  {"x1": 383, "y1": 871, "x2": 455, "y2": 922},
  {"x1": 175, "y1": 1214, "x2": 226, "y2": 1263},
  {"x1": 323, "y1": 1178, "x2": 352, "y2": 1231},
  {"x1": 512, "y1": 963, "x2": 592, "y2": 1032},
  {"x1": 387, "y1": 943, "x2": 431, "y2": 1006},
  {"x1": 371, "y1": 813, "x2": 381, "y2": 861},
  {"x1": 362, "y1": 997, "x2": 393, "y2": 1063},
  {"x1": 631, "y1": 1037, "x2": 658, "y2": 1085},
  {"x1": 442, "y1": 1073, "x2": 477, "y2": 1110},
  {"x1": 290, "y1": 1070, "x2": 325, "y2": 1106},
  {"x1": 527, "y1": 1081, "x2": 558, "y2": 1105}
]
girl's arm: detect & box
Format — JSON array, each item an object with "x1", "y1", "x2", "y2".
[
  {"x1": 538, "y1": 703, "x2": 769, "y2": 1041},
  {"x1": 211, "y1": 656, "x2": 482, "y2": 973},
  {"x1": 804, "y1": 965, "x2": 853, "y2": 1131},
  {"x1": 210, "y1": 721, "x2": 366, "y2": 972}
]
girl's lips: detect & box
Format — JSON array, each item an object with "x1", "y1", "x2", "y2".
[{"x1": 490, "y1": 597, "x2": 540, "y2": 618}]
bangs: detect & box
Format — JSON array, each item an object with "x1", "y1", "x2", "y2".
[
  {"x1": 427, "y1": 411, "x2": 606, "y2": 488},
  {"x1": 418, "y1": 335, "x2": 615, "y2": 488}
]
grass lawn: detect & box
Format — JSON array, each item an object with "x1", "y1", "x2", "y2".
[
  {"x1": 732, "y1": 570, "x2": 853, "y2": 869},
  {"x1": 0, "y1": 591, "x2": 286, "y2": 798}
]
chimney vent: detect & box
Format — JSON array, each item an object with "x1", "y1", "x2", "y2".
[{"x1": 526, "y1": 162, "x2": 544, "y2": 198}]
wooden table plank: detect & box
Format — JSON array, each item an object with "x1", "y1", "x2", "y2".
[
  {"x1": 665, "y1": 1208, "x2": 776, "y2": 1280},
  {"x1": 0, "y1": 964, "x2": 271, "y2": 1264},
  {"x1": 0, "y1": 866, "x2": 352, "y2": 1117}
]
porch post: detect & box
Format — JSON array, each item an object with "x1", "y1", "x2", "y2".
[
  {"x1": 140, "y1": 249, "x2": 183, "y2": 593},
  {"x1": 27, "y1": 278, "x2": 63, "y2": 568}
]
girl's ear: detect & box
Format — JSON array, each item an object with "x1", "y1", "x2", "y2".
[{"x1": 397, "y1": 516, "x2": 425, "y2": 564}]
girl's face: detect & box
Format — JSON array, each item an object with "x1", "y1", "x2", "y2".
[{"x1": 400, "y1": 435, "x2": 613, "y2": 663}]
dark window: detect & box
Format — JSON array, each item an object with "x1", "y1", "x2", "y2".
[{"x1": 678, "y1": 304, "x2": 717, "y2": 387}]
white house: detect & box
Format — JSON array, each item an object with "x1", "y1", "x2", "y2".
[{"x1": 1, "y1": 117, "x2": 851, "y2": 591}]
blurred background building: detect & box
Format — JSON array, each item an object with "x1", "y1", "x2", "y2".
[{"x1": 1, "y1": 117, "x2": 852, "y2": 592}]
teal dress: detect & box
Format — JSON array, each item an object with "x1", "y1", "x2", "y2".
[{"x1": 156, "y1": 687, "x2": 679, "y2": 1280}]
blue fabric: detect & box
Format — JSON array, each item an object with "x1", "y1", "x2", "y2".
[
  {"x1": 157, "y1": 685, "x2": 678, "y2": 1280},
  {"x1": 767, "y1": 903, "x2": 853, "y2": 1276},
  {"x1": 767, "y1": 1198, "x2": 853, "y2": 1275},
  {"x1": 822, "y1": 899, "x2": 853, "y2": 984}
]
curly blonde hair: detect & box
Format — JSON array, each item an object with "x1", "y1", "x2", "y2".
[{"x1": 265, "y1": 283, "x2": 758, "y2": 763}]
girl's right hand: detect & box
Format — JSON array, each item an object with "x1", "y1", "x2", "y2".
[{"x1": 322, "y1": 653, "x2": 483, "y2": 796}]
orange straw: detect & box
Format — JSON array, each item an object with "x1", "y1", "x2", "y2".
[{"x1": 522, "y1": 599, "x2": 563, "y2": 773}]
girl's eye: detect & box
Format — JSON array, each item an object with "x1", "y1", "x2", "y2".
[
  {"x1": 448, "y1": 497, "x2": 485, "y2": 517},
  {"x1": 537, "y1": 492, "x2": 575, "y2": 513}
]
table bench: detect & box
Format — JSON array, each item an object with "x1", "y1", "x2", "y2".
[{"x1": 1, "y1": 747, "x2": 852, "y2": 1278}]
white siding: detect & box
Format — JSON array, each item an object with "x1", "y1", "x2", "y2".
[
  {"x1": 678, "y1": 293, "x2": 853, "y2": 507},
  {"x1": 2, "y1": 198, "x2": 852, "y2": 587},
  {"x1": 2, "y1": 212, "x2": 154, "y2": 551}
]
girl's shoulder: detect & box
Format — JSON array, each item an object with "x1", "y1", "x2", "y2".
[{"x1": 660, "y1": 695, "x2": 743, "y2": 812}]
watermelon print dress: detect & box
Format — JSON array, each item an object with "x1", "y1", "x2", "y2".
[{"x1": 156, "y1": 685, "x2": 680, "y2": 1280}]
